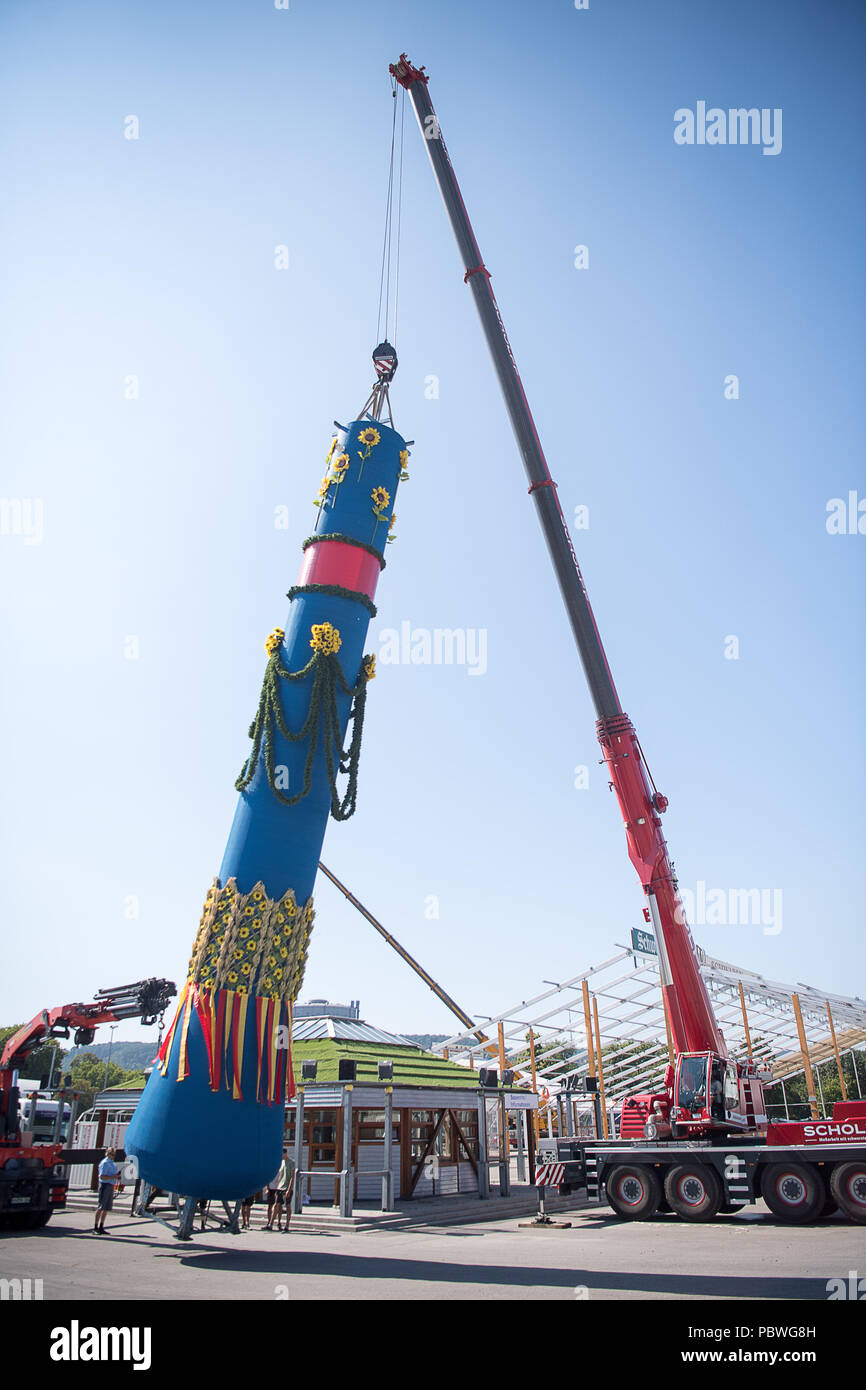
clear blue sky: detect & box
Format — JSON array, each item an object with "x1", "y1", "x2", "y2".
[{"x1": 1, "y1": 0, "x2": 864, "y2": 1045}]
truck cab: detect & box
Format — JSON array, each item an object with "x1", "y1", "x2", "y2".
[{"x1": 671, "y1": 1051, "x2": 748, "y2": 1135}]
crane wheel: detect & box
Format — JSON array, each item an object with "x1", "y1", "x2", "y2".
[
  {"x1": 663, "y1": 1163, "x2": 722, "y2": 1221},
  {"x1": 761, "y1": 1162, "x2": 823, "y2": 1223},
  {"x1": 829, "y1": 1162, "x2": 866, "y2": 1224},
  {"x1": 604, "y1": 1164, "x2": 661, "y2": 1220}
]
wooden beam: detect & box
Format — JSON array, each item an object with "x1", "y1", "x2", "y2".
[
  {"x1": 592, "y1": 995, "x2": 609, "y2": 1138},
  {"x1": 408, "y1": 1109, "x2": 448, "y2": 1196},
  {"x1": 792, "y1": 993, "x2": 820, "y2": 1121},
  {"x1": 449, "y1": 1109, "x2": 478, "y2": 1178}
]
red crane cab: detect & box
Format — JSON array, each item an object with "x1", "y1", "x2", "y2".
[
  {"x1": 625, "y1": 1055, "x2": 773, "y2": 1141},
  {"x1": 669, "y1": 1052, "x2": 737, "y2": 1135}
]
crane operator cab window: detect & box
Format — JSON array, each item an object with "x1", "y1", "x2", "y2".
[
  {"x1": 710, "y1": 1060, "x2": 726, "y2": 1120},
  {"x1": 724, "y1": 1061, "x2": 739, "y2": 1117},
  {"x1": 676, "y1": 1055, "x2": 709, "y2": 1115}
]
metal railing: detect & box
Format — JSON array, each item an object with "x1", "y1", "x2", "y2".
[{"x1": 291, "y1": 1167, "x2": 394, "y2": 1219}]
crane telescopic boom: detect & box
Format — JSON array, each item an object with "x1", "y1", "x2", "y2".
[{"x1": 390, "y1": 54, "x2": 725, "y2": 1066}]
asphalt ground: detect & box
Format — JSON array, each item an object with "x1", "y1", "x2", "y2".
[{"x1": 2, "y1": 1198, "x2": 863, "y2": 1302}]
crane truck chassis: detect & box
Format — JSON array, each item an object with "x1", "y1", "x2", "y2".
[{"x1": 536, "y1": 1100, "x2": 866, "y2": 1224}]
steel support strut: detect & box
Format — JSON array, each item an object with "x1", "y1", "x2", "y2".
[{"x1": 392, "y1": 54, "x2": 726, "y2": 1059}]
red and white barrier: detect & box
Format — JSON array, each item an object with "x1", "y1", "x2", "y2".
[{"x1": 535, "y1": 1162, "x2": 565, "y2": 1187}]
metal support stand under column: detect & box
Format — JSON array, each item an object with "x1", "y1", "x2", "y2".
[
  {"x1": 222, "y1": 1200, "x2": 242, "y2": 1234},
  {"x1": 133, "y1": 1184, "x2": 241, "y2": 1241},
  {"x1": 175, "y1": 1196, "x2": 196, "y2": 1241}
]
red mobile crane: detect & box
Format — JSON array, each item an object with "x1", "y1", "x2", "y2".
[
  {"x1": 391, "y1": 55, "x2": 866, "y2": 1223},
  {"x1": 0, "y1": 978, "x2": 175, "y2": 1230}
]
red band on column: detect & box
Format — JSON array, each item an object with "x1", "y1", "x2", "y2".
[{"x1": 297, "y1": 540, "x2": 381, "y2": 601}]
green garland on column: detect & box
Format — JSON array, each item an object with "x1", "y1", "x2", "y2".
[
  {"x1": 235, "y1": 623, "x2": 376, "y2": 822},
  {"x1": 286, "y1": 582, "x2": 378, "y2": 619}
]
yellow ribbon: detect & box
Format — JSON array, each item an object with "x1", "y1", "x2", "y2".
[{"x1": 175, "y1": 985, "x2": 194, "y2": 1082}]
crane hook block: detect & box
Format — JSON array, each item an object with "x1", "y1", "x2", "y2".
[{"x1": 372, "y1": 341, "x2": 398, "y2": 382}]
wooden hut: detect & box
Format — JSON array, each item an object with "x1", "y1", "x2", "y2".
[{"x1": 289, "y1": 1005, "x2": 490, "y2": 1204}]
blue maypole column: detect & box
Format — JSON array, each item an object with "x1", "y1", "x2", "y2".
[{"x1": 126, "y1": 377, "x2": 409, "y2": 1201}]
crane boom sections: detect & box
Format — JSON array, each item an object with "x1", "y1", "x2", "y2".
[
  {"x1": 391, "y1": 54, "x2": 725, "y2": 1061},
  {"x1": 389, "y1": 55, "x2": 620, "y2": 722}
]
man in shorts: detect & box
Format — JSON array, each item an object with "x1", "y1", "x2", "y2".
[
  {"x1": 94, "y1": 1148, "x2": 120, "y2": 1234},
  {"x1": 265, "y1": 1150, "x2": 296, "y2": 1231}
]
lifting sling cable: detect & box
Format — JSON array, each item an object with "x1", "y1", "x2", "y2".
[
  {"x1": 362, "y1": 80, "x2": 406, "y2": 427},
  {"x1": 376, "y1": 80, "x2": 405, "y2": 351}
]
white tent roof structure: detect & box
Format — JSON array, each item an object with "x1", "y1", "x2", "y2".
[{"x1": 433, "y1": 942, "x2": 866, "y2": 1108}]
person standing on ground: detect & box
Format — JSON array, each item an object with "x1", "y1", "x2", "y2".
[
  {"x1": 280, "y1": 1149, "x2": 297, "y2": 1231},
  {"x1": 264, "y1": 1149, "x2": 296, "y2": 1231},
  {"x1": 264, "y1": 1169, "x2": 281, "y2": 1230},
  {"x1": 94, "y1": 1147, "x2": 120, "y2": 1234}
]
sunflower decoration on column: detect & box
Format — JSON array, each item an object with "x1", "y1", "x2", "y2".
[
  {"x1": 309, "y1": 620, "x2": 342, "y2": 656},
  {"x1": 370, "y1": 486, "x2": 391, "y2": 547},
  {"x1": 356, "y1": 424, "x2": 380, "y2": 479},
  {"x1": 314, "y1": 440, "x2": 352, "y2": 510}
]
